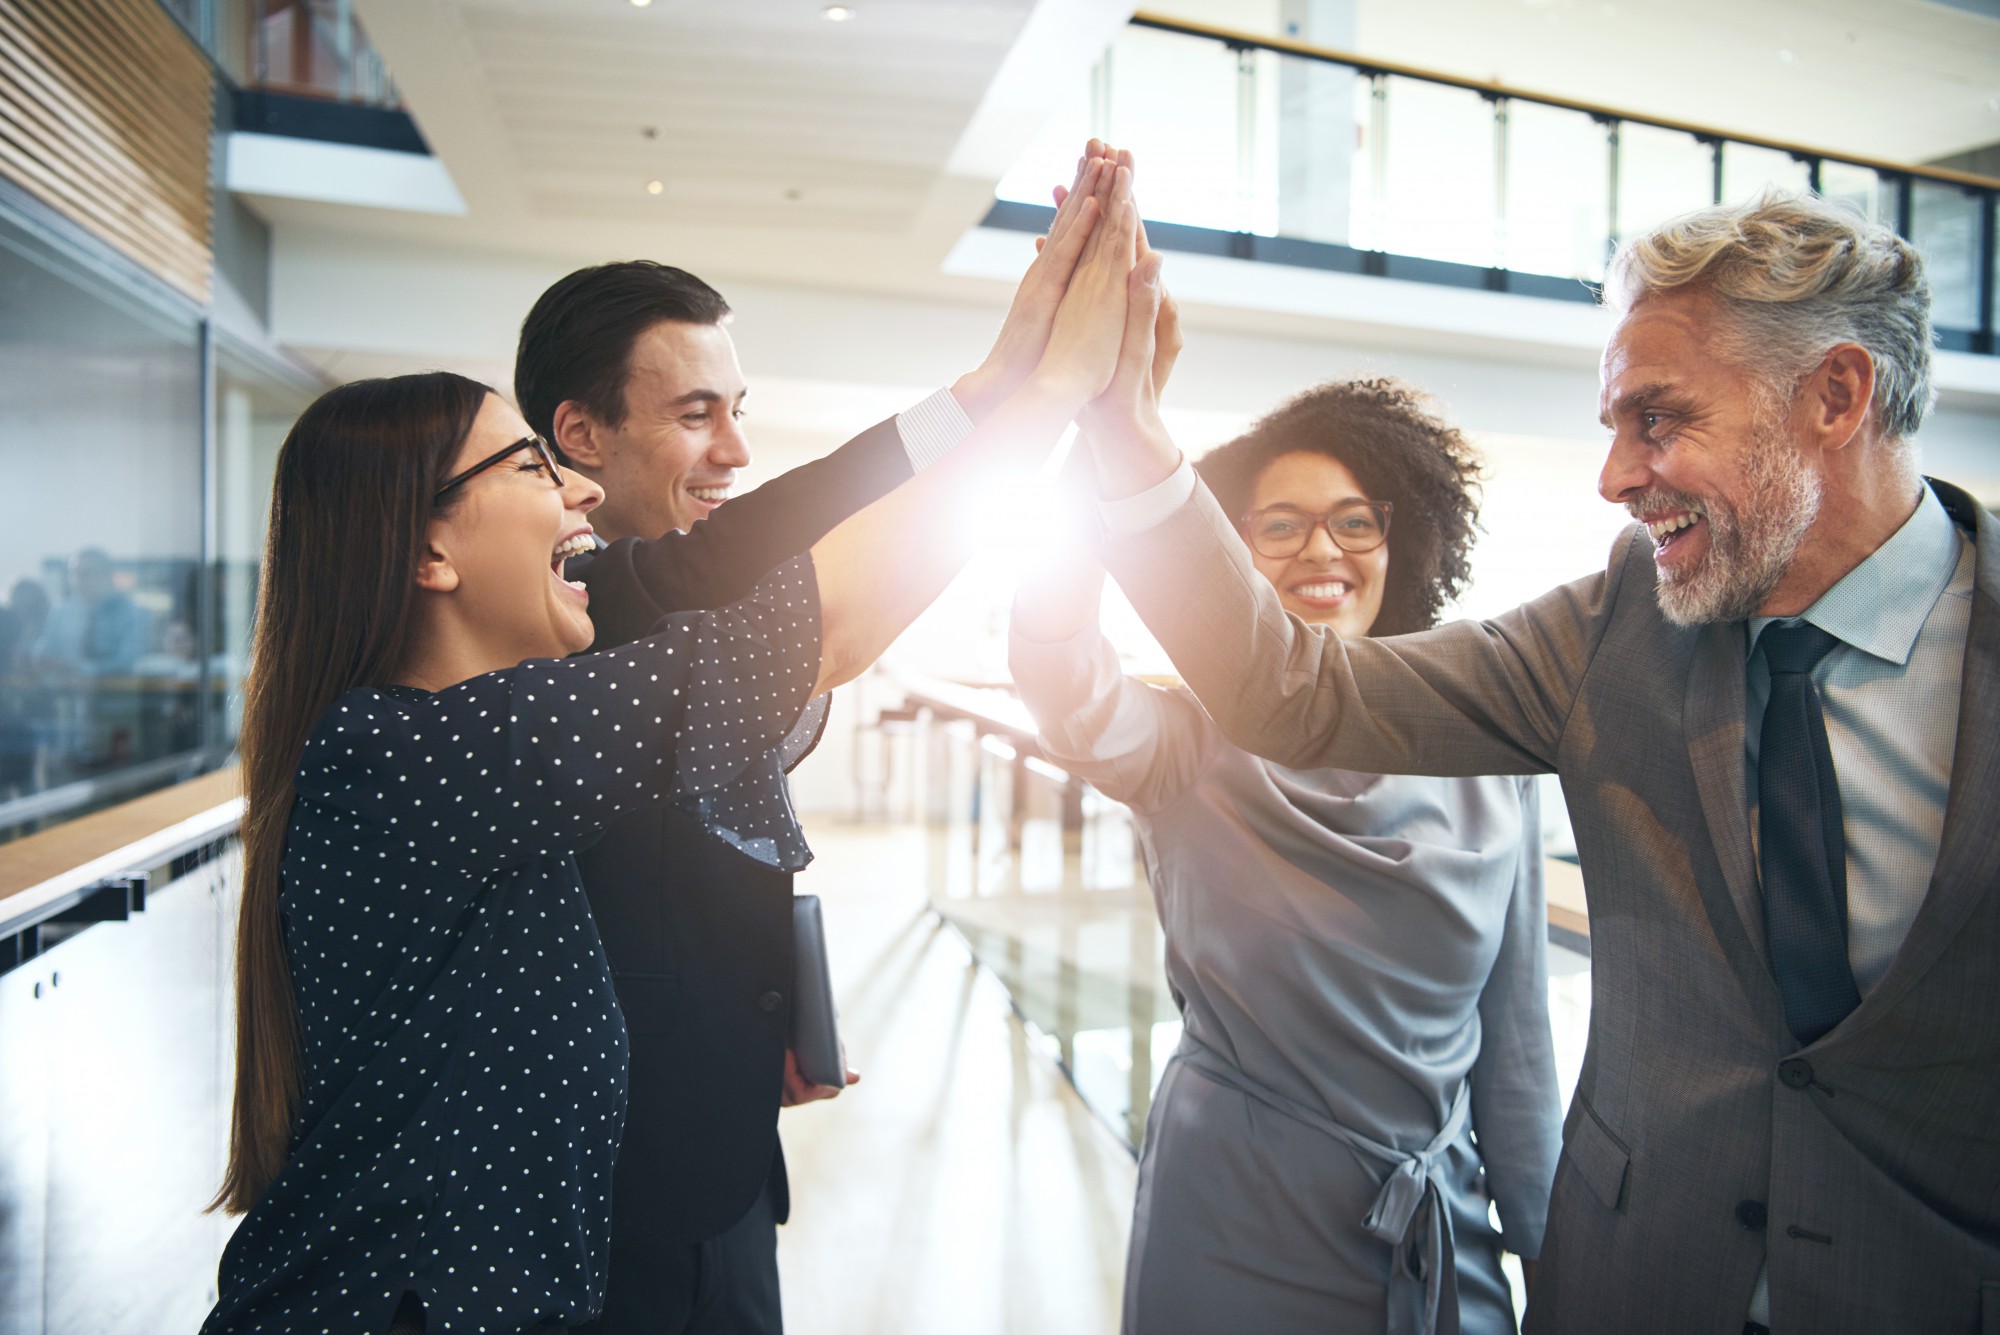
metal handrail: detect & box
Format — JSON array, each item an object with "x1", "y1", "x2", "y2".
[
  {"x1": 1130, "y1": 10, "x2": 2000, "y2": 194},
  {"x1": 0, "y1": 797, "x2": 243, "y2": 940}
]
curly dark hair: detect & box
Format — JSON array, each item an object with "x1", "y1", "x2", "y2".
[{"x1": 1193, "y1": 378, "x2": 1484, "y2": 636}]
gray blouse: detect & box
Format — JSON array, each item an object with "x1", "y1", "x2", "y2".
[{"x1": 1010, "y1": 621, "x2": 1561, "y2": 1260}]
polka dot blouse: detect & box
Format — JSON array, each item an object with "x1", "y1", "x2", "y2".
[{"x1": 202, "y1": 558, "x2": 820, "y2": 1334}]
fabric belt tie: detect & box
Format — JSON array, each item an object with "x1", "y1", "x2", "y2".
[{"x1": 1179, "y1": 1039, "x2": 1471, "y2": 1335}]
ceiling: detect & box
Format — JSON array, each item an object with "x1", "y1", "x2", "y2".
[{"x1": 307, "y1": 0, "x2": 1131, "y2": 295}]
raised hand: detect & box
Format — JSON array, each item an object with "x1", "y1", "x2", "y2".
[
  {"x1": 1028, "y1": 155, "x2": 1142, "y2": 408},
  {"x1": 952, "y1": 141, "x2": 1114, "y2": 420},
  {"x1": 1041, "y1": 202, "x2": 1183, "y2": 409},
  {"x1": 1074, "y1": 200, "x2": 1184, "y2": 499}
]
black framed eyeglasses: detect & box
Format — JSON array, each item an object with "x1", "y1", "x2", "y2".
[
  {"x1": 1240, "y1": 501, "x2": 1393, "y2": 560},
  {"x1": 433, "y1": 435, "x2": 565, "y2": 503}
]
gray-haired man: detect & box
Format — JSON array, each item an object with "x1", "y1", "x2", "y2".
[{"x1": 1079, "y1": 192, "x2": 1997, "y2": 1334}]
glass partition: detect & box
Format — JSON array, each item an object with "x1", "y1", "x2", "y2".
[
  {"x1": 1820, "y1": 160, "x2": 1896, "y2": 228},
  {"x1": 1377, "y1": 77, "x2": 1498, "y2": 268},
  {"x1": 1912, "y1": 181, "x2": 1985, "y2": 334},
  {"x1": 1272, "y1": 52, "x2": 1360, "y2": 247},
  {"x1": 1615, "y1": 122, "x2": 1716, "y2": 245},
  {"x1": 1720, "y1": 142, "x2": 1812, "y2": 206},
  {"x1": 0, "y1": 200, "x2": 316, "y2": 844},
  {"x1": 1501, "y1": 100, "x2": 1611, "y2": 281},
  {"x1": 165, "y1": 0, "x2": 403, "y2": 108},
  {"x1": 1106, "y1": 28, "x2": 1252, "y2": 234},
  {"x1": 0, "y1": 215, "x2": 204, "y2": 842},
  {"x1": 998, "y1": 14, "x2": 1996, "y2": 343}
]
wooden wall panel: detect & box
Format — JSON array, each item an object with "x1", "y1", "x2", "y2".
[{"x1": 0, "y1": 0, "x2": 211, "y2": 301}]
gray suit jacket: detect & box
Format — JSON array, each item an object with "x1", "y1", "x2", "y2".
[{"x1": 1101, "y1": 476, "x2": 1999, "y2": 1335}]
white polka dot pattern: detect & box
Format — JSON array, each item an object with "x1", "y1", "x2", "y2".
[{"x1": 202, "y1": 558, "x2": 820, "y2": 1334}]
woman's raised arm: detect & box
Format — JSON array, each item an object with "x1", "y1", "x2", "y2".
[{"x1": 807, "y1": 159, "x2": 1160, "y2": 697}]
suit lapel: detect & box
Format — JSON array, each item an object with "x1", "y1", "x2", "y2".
[
  {"x1": 1832, "y1": 483, "x2": 2000, "y2": 1039},
  {"x1": 1682, "y1": 619, "x2": 1767, "y2": 963}
]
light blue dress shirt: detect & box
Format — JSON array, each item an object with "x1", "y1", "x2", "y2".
[
  {"x1": 1743, "y1": 481, "x2": 1973, "y2": 1327},
  {"x1": 1744, "y1": 482, "x2": 1974, "y2": 995}
]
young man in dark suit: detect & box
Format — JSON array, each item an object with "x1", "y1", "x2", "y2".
[{"x1": 513, "y1": 153, "x2": 1112, "y2": 1332}]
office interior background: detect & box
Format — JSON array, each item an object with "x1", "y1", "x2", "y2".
[{"x1": 1, "y1": 1, "x2": 1996, "y2": 1331}]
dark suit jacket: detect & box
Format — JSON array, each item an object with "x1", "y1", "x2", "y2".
[
  {"x1": 1104, "y1": 476, "x2": 1999, "y2": 1335},
  {"x1": 567, "y1": 417, "x2": 914, "y2": 1259}
]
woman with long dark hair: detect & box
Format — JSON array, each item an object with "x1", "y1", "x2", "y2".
[
  {"x1": 1011, "y1": 379, "x2": 1561, "y2": 1335},
  {"x1": 203, "y1": 153, "x2": 1155, "y2": 1334}
]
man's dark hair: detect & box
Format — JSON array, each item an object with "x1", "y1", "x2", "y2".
[
  {"x1": 514, "y1": 261, "x2": 731, "y2": 451},
  {"x1": 1194, "y1": 378, "x2": 1484, "y2": 636}
]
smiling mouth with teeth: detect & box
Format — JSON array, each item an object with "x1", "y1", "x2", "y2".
[
  {"x1": 687, "y1": 486, "x2": 730, "y2": 505},
  {"x1": 1643, "y1": 510, "x2": 1704, "y2": 551},
  {"x1": 550, "y1": 531, "x2": 595, "y2": 584},
  {"x1": 1288, "y1": 581, "x2": 1351, "y2": 602}
]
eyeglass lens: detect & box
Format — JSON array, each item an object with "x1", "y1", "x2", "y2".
[{"x1": 1244, "y1": 503, "x2": 1389, "y2": 559}]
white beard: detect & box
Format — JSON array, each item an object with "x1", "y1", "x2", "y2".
[{"x1": 1651, "y1": 422, "x2": 1822, "y2": 627}]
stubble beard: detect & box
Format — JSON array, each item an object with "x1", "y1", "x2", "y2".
[{"x1": 1651, "y1": 414, "x2": 1823, "y2": 627}]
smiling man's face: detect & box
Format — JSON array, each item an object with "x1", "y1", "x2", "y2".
[
  {"x1": 1597, "y1": 289, "x2": 1823, "y2": 626},
  {"x1": 578, "y1": 320, "x2": 751, "y2": 541}
]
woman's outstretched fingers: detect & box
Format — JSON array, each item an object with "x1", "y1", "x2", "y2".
[{"x1": 1123, "y1": 250, "x2": 1166, "y2": 378}]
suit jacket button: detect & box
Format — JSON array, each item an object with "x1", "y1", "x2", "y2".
[
  {"x1": 1736, "y1": 1200, "x2": 1767, "y2": 1230},
  {"x1": 1777, "y1": 1058, "x2": 1813, "y2": 1089},
  {"x1": 758, "y1": 990, "x2": 784, "y2": 1013}
]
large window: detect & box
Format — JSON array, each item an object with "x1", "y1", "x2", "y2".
[{"x1": 0, "y1": 197, "x2": 316, "y2": 843}]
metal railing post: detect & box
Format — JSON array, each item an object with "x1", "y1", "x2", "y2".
[
  {"x1": 1491, "y1": 94, "x2": 1510, "y2": 273},
  {"x1": 1603, "y1": 117, "x2": 1621, "y2": 265},
  {"x1": 1367, "y1": 71, "x2": 1389, "y2": 252},
  {"x1": 1978, "y1": 189, "x2": 1997, "y2": 356},
  {"x1": 197, "y1": 320, "x2": 217, "y2": 758},
  {"x1": 1235, "y1": 45, "x2": 1258, "y2": 236}
]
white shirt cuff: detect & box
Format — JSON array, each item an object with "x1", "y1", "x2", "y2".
[
  {"x1": 895, "y1": 388, "x2": 974, "y2": 473},
  {"x1": 1097, "y1": 456, "x2": 1195, "y2": 536}
]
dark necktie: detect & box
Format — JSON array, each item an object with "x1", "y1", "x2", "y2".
[{"x1": 1758, "y1": 621, "x2": 1861, "y2": 1046}]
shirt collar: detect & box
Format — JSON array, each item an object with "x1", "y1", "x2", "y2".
[{"x1": 1748, "y1": 483, "x2": 1962, "y2": 668}]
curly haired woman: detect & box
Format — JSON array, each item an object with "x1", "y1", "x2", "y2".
[{"x1": 1011, "y1": 379, "x2": 1560, "y2": 1335}]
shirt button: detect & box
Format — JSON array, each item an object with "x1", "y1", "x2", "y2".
[
  {"x1": 1736, "y1": 1200, "x2": 1767, "y2": 1230},
  {"x1": 1778, "y1": 1058, "x2": 1814, "y2": 1090},
  {"x1": 758, "y1": 991, "x2": 784, "y2": 1013}
]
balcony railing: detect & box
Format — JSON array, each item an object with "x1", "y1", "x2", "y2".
[
  {"x1": 993, "y1": 11, "x2": 2000, "y2": 354},
  {"x1": 162, "y1": 0, "x2": 402, "y2": 109}
]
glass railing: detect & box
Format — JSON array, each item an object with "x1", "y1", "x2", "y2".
[
  {"x1": 887, "y1": 676, "x2": 1594, "y2": 1156},
  {"x1": 164, "y1": 0, "x2": 403, "y2": 109},
  {"x1": 896, "y1": 683, "x2": 1177, "y2": 1151},
  {"x1": 995, "y1": 11, "x2": 2000, "y2": 353}
]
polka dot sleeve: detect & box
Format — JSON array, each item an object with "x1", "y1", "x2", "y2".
[{"x1": 294, "y1": 556, "x2": 820, "y2": 875}]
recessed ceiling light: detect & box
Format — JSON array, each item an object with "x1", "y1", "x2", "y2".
[
  {"x1": 646, "y1": 180, "x2": 664, "y2": 195},
  {"x1": 823, "y1": 5, "x2": 855, "y2": 20},
  {"x1": 630, "y1": 0, "x2": 653, "y2": 8},
  {"x1": 1776, "y1": 48, "x2": 1795, "y2": 62}
]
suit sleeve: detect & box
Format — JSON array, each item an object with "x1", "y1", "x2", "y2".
[
  {"x1": 576, "y1": 415, "x2": 914, "y2": 648},
  {"x1": 1008, "y1": 619, "x2": 1213, "y2": 814},
  {"x1": 1467, "y1": 776, "x2": 1561, "y2": 1259},
  {"x1": 1100, "y1": 478, "x2": 1636, "y2": 778}
]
